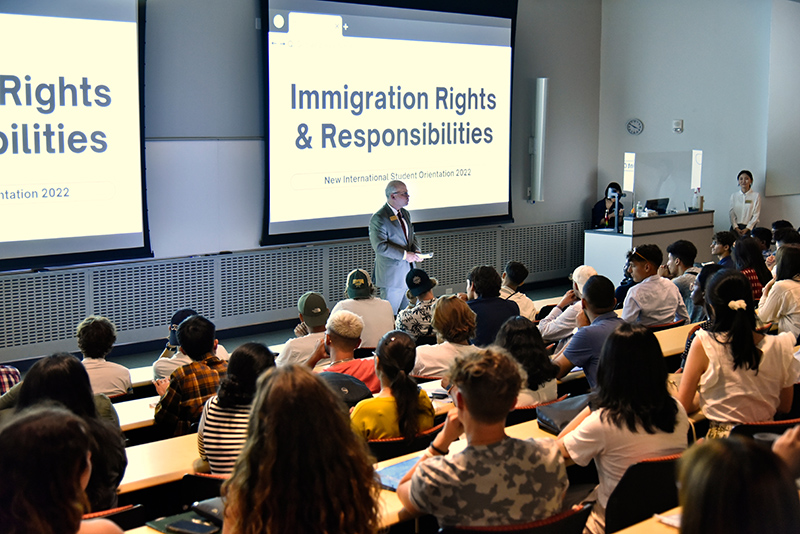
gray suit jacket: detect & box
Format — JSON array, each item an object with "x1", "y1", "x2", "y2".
[{"x1": 369, "y1": 203, "x2": 420, "y2": 288}]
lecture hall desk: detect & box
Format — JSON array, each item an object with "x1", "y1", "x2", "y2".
[{"x1": 124, "y1": 419, "x2": 554, "y2": 533}]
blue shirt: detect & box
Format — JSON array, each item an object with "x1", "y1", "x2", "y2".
[
  {"x1": 468, "y1": 297, "x2": 520, "y2": 347},
  {"x1": 562, "y1": 312, "x2": 624, "y2": 388},
  {"x1": 718, "y1": 255, "x2": 734, "y2": 269}
]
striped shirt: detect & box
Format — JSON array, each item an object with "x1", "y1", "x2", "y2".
[{"x1": 197, "y1": 395, "x2": 251, "y2": 475}]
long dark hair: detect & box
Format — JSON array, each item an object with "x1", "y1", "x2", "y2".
[
  {"x1": 775, "y1": 245, "x2": 800, "y2": 282},
  {"x1": 593, "y1": 323, "x2": 678, "y2": 433},
  {"x1": 706, "y1": 270, "x2": 760, "y2": 371},
  {"x1": 222, "y1": 366, "x2": 380, "y2": 534},
  {"x1": 17, "y1": 353, "x2": 97, "y2": 419},
  {"x1": 217, "y1": 343, "x2": 275, "y2": 409},
  {"x1": 679, "y1": 436, "x2": 800, "y2": 534},
  {"x1": 494, "y1": 316, "x2": 559, "y2": 391},
  {"x1": 733, "y1": 237, "x2": 772, "y2": 286},
  {"x1": 375, "y1": 330, "x2": 422, "y2": 440},
  {"x1": 0, "y1": 405, "x2": 93, "y2": 534}
]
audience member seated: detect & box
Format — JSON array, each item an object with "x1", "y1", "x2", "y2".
[
  {"x1": 0, "y1": 365, "x2": 20, "y2": 394},
  {"x1": 276, "y1": 291, "x2": 331, "y2": 367},
  {"x1": 154, "y1": 315, "x2": 228, "y2": 436},
  {"x1": 733, "y1": 236, "x2": 772, "y2": 302},
  {"x1": 679, "y1": 436, "x2": 800, "y2": 534},
  {"x1": 658, "y1": 239, "x2": 702, "y2": 322},
  {"x1": 711, "y1": 230, "x2": 736, "y2": 269},
  {"x1": 557, "y1": 323, "x2": 689, "y2": 534},
  {"x1": 679, "y1": 263, "x2": 724, "y2": 369},
  {"x1": 153, "y1": 308, "x2": 231, "y2": 380},
  {"x1": 614, "y1": 259, "x2": 637, "y2": 309},
  {"x1": 77, "y1": 316, "x2": 131, "y2": 397},
  {"x1": 622, "y1": 245, "x2": 689, "y2": 326},
  {"x1": 553, "y1": 275, "x2": 625, "y2": 389},
  {"x1": 769, "y1": 227, "x2": 800, "y2": 271},
  {"x1": 351, "y1": 330, "x2": 434, "y2": 440},
  {"x1": 395, "y1": 268, "x2": 438, "y2": 342},
  {"x1": 198, "y1": 343, "x2": 275, "y2": 475},
  {"x1": 397, "y1": 347, "x2": 567, "y2": 528},
  {"x1": 15, "y1": 353, "x2": 127, "y2": 512},
  {"x1": 772, "y1": 219, "x2": 795, "y2": 238},
  {"x1": 463, "y1": 265, "x2": 519, "y2": 347},
  {"x1": 413, "y1": 295, "x2": 477, "y2": 378},
  {"x1": 539, "y1": 264, "x2": 596, "y2": 344},
  {"x1": 0, "y1": 406, "x2": 124, "y2": 534},
  {"x1": 499, "y1": 261, "x2": 538, "y2": 320},
  {"x1": 307, "y1": 310, "x2": 380, "y2": 393},
  {"x1": 758, "y1": 246, "x2": 800, "y2": 340},
  {"x1": 330, "y1": 269, "x2": 395, "y2": 349},
  {"x1": 678, "y1": 270, "x2": 800, "y2": 438},
  {"x1": 222, "y1": 366, "x2": 380, "y2": 534},
  {"x1": 751, "y1": 226, "x2": 774, "y2": 261},
  {"x1": 494, "y1": 316, "x2": 559, "y2": 406}
]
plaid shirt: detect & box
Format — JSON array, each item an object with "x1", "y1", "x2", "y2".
[
  {"x1": 155, "y1": 354, "x2": 227, "y2": 436},
  {"x1": 0, "y1": 365, "x2": 20, "y2": 394}
]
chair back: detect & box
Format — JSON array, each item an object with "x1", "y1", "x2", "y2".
[
  {"x1": 505, "y1": 395, "x2": 569, "y2": 427},
  {"x1": 83, "y1": 504, "x2": 147, "y2": 530},
  {"x1": 604, "y1": 454, "x2": 682, "y2": 533},
  {"x1": 647, "y1": 319, "x2": 686, "y2": 332},
  {"x1": 367, "y1": 421, "x2": 445, "y2": 462},
  {"x1": 181, "y1": 473, "x2": 228, "y2": 507},
  {"x1": 730, "y1": 417, "x2": 800, "y2": 438},
  {"x1": 438, "y1": 503, "x2": 592, "y2": 534}
]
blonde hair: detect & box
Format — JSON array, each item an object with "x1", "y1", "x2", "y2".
[{"x1": 431, "y1": 295, "x2": 476, "y2": 343}]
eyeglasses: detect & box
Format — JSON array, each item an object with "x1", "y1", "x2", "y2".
[
  {"x1": 629, "y1": 248, "x2": 646, "y2": 262},
  {"x1": 393, "y1": 191, "x2": 410, "y2": 197}
]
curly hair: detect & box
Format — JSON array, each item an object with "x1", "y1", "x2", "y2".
[
  {"x1": 222, "y1": 366, "x2": 380, "y2": 534},
  {"x1": 76, "y1": 315, "x2": 116, "y2": 359},
  {"x1": 0, "y1": 405, "x2": 93, "y2": 534},
  {"x1": 431, "y1": 295, "x2": 476, "y2": 343},
  {"x1": 494, "y1": 316, "x2": 558, "y2": 391},
  {"x1": 467, "y1": 265, "x2": 502, "y2": 298},
  {"x1": 446, "y1": 347, "x2": 524, "y2": 424}
]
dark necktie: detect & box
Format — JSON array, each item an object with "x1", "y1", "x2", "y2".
[{"x1": 398, "y1": 212, "x2": 408, "y2": 244}]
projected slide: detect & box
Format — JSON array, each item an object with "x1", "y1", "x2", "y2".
[
  {"x1": 266, "y1": 0, "x2": 513, "y2": 238},
  {"x1": 0, "y1": 0, "x2": 146, "y2": 267}
]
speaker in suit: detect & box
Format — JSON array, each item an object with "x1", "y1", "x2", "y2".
[{"x1": 369, "y1": 181, "x2": 421, "y2": 313}]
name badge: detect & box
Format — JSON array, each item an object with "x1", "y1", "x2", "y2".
[
  {"x1": 390, "y1": 215, "x2": 398, "y2": 221},
  {"x1": 745, "y1": 200, "x2": 752, "y2": 204}
]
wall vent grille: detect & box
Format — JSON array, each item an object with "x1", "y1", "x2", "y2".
[
  {"x1": 91, "y1": 259, "x2": 216, "y2": 332},
  {"x1": 0, "y1": 272, "x2": 87, "y2": 348}
]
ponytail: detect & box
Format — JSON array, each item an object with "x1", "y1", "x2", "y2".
[
  {"x1": 375, "y1": 331, "x2": 421, "y2": 441},
  {"x1": 707, "y1": 272, "x2": 761, "y2": 372}
]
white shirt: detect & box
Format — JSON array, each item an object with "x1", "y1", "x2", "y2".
[
  {"x1": 82, "y1": 358, "x2": 131, "y2": 397},
  {"x1": 413, "y1": 341, "x2": 476, "y2": 378},
  {"x1": 538, "y1": 301, "x2": 583, "y2": 343},
  {"x1": 516, "y1": 380, "x2": 557, "y2": 407},
  {"x1": 330, "y1": 298, "x2": 395, "y2": 348},
  {"x1": 152, "y1": 344, "x2": 230, "y2": 380},
  {"x1": 696, "y1": 330, "x2": 800, "y2": 423},
  {"x1": 729, "y1": 189, "x2": 761, "y2": 230},
  {"x1": 622, "y1": 275, "x2": 689, "y2": 326},
  {"x1": 757, "y1": 279, "x2": 800, "y2": 339},
  {"x1": 499, "y1": 286, "x2": 538, "y2": 321},
  {"x1": 562, "y1": 401, "x2": 688, "y2": 507},
  {"x1": 275, "y1": 332, "x2": 329, "y2": 367}
]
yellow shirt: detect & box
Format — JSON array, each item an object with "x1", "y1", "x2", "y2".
[{"x1": 351, "y1": 389, "x2": 435, "y2": 440}]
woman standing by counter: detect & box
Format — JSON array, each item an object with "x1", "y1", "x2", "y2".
[{"x1": 730, "y1": 170, "x2": 761, "y2": 236}]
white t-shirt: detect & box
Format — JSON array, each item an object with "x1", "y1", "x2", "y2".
[
  {"x1": 562, "y1": 401, "x2": 689, "y2": 507},
  {"x1": 413, "y1": 341, "x2": 476, "y2": 378},
  {"x1": 696, "y1": 329, "x2": 800, "y2": 423},
  {"x1": 275, "y1": 332, "x2": 329, "y2": 367},
  {"x1": 330, "y1": 298, "x2": 395, "y2": 348},
  {"x1": 621, "y1": 275, "x2": 689, "y2": 326},
  {"x1": 516, "y1": 380, "x2": 557, "y2": 407},
  {"x1": 757, "y1": 279, "x2": 800, "y2": 339}
]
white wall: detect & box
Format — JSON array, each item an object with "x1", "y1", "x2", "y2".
[
  {"x1": 141, "y1": 0, "x2": 603, "y2": 259},
  {"x1": 598, "y1": 0, "x2": 800, "y2": 234}
]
